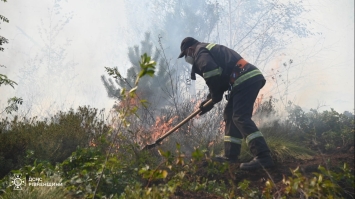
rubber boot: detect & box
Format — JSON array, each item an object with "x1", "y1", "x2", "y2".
[
  {"x1": 239, "y1": 152, "x2": 274, "y2": 170},
  {"x1": 240, "y1": 137, "x2": 274, "y2": 170},
  {"x1": 212, "y1": 142, "x2": 240, "y2": 163}
]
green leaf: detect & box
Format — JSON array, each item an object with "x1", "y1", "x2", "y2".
[
  {"x1": 140, "y1": 99, "x2": 149, "y2": 108},
  {"x1": 192, "y1": 148, "x2": 203, "y2": 161},
  {"x1": 134, "y1": 53, "x2": 156, "y2": 86},
  {"x1": 0, "y1": 74, "x2": 17, "y2": 88},
  {"x1": 4, "y1": 97, "x2": 23, "y2": 114},
  {"x1": 146, "y1": 70, "x2": 155, "y2": 77},
  {"x1": 120, "y1": 88, "x2": 126, "y2": 96},
  {"x1": 129, "y1": 86, "x2": 137, "y2": 93},
  {"x1": 105, "y1": 67, "x2": 122, "y2": 80},
  {"x1": 318, "y1": 174, "x2": 323, "y2": 183},
  {"x1": 0, "y1": 15, "x2": 9, "y2": 23},
  {"x1": 161, "y1": 170, "x2": 168, "y2": 179}
]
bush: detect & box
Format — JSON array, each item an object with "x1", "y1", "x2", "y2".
[
  {"x1": 60, "y1": 146, "x2": 141, "y2": 198},
  {"x1": 254, "y1": 98, "x2": 354, "y2": 154},
  {"x1": 288, "y1": 107, "x2": 354, "y2": 152},
  {"x1": 281, "y1": 163, "x2": 354, "y2": 198},
  {"x1": 0, "y1": 159, "x2": 64, "y2": 199},
  {"x1": 0, "y1": 106, "x2": 109, "y2": 178}
]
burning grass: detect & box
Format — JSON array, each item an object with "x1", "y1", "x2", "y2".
[{"x1": 150, "y1": 116, "x2": 178, "y2": 141}]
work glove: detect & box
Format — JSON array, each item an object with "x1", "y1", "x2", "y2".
[{"x1": 199, "y1": 94, "x2": 214, "y2": 115}]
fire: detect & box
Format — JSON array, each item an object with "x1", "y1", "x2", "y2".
[
  {"x1": 116, "y1": 94, "x2": 139, "y2": 109},
  {"x1": 149, "y1": 116, "x2": 177, "y2": 141},
  {"x1": 89, "y1": 138, "x2": 96, "y2": 147},
  {"x1": 193, "y1": 99, "x2": 202, "y2": 111},
  {"x1": 208, "y1": 141, "x2": 215, "y2": 148},
  {"x1": 115, "y1": 89, "x2": 151, "y2": 111},
  {"x1": 218, "y1": 120, "x2": 225, "y2": 134}
]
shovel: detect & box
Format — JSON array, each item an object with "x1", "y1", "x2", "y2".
[{"x1": 141, "y1": 99, "x2": 213, "y2": 150}]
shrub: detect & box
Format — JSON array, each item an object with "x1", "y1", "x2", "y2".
[
  {"x1": 0, "y1": 159, "x2": 64, "y2": 199},
  {"x1": 0, "y1": 106, "x2": 109, "y2": 178},
  {"x1": 60, "y1": 146, "x2": 142, "y2": 198},
  {"x1": 281, "y1": 163, "x2": 354, "y2": 198}
]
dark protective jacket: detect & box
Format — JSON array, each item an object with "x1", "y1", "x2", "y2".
[{"x1": 191, "y1": 42, "x2": 265, "y2": 102}]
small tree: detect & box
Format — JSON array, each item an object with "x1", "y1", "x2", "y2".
[
  {"x1": 101, "y1": 32, "x2": 171, "y2": 124},
  {"x1": 101, "y1": 33, "x2": 162, "y2": 101}
]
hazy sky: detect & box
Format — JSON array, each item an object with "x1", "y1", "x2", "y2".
[
  {"x1": 290, "y1": 0, "x2": 354, "y2": 112},
  {"x1": 0, "y1": 0, "x2": 354, "y2": 117}
]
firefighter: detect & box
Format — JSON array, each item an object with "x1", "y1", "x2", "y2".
[{"x1": 178, "y1": 37, "x2": 274, "y2": 170}]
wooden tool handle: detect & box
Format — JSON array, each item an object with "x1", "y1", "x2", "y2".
[{"x1": 156, "y1": 99, "x2": 213, "y2": 142}]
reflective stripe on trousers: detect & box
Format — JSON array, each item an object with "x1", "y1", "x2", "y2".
[
  {"x1": 245, "y1": 131, "x2": 264, "y2": 145},
  {"x1": 225, "y1": 131, "x2": 264, "y2": 145},
  {"x1": 224, "y1": 136, "x2": 242, "y2": 145}
]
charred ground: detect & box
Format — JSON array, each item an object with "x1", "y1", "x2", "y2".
[{"x1": 171, "y1": 148, "x2": 354, "y2": 199}]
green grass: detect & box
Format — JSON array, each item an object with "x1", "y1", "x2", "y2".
[
  {"x1": 266, "y1": 134, "x2": 315, "y2": 162},
  {"x1": 0, "y1": 186, "x2": 67, "y2": 199}
]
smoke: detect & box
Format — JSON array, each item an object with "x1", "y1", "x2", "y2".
[{"x1": 0, "y1": 0, "x2": 353, "y2": 119}]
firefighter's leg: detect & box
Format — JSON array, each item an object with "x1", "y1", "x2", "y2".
[
  {"x1": 232, "y1": 81, "x2": 274, "y2": 170},
  {"x1": 212, "y1": 95, "x2": 242, "y2": 163},
  {"x1": 224, "y1": 96, "x2": 244, "y2": 159}
]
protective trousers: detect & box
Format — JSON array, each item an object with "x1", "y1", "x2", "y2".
[{"x1": 223, "y1": 80, "x2": 270, "y2": 159}]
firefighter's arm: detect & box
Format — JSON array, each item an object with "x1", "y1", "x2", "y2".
[
  {"x1": 206, "y1": 76, "x2": 224, "y2": 103},
  {"x1": 195, "y1": 49, "x2": 224, "y2": 103}
]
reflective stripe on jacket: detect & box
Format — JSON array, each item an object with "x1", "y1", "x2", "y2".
[
  {"x1": 203, "y1": 43, "x2": 262, "y2": 87},
  {"x1": 191, "y1": 43, "x2": 265, "y2": 102}
]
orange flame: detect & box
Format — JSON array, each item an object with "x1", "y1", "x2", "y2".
[
  {"x1": 89, "y1": 138, "x2": 96, "y2": 147},
  {"x1": 218, "y1": 120, "x2": 225, "y2": 135},
  {"x1": 149, "y1": 116, "x2": 177, "y2": 141}
]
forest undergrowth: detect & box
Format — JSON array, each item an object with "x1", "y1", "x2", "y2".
[{"x1": 0, "y1": 54, "x2": 354, "y2": 199}]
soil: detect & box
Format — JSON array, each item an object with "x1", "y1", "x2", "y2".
[{"x1": 170, "y1": 149, "x2": 355, "y2": 199}]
